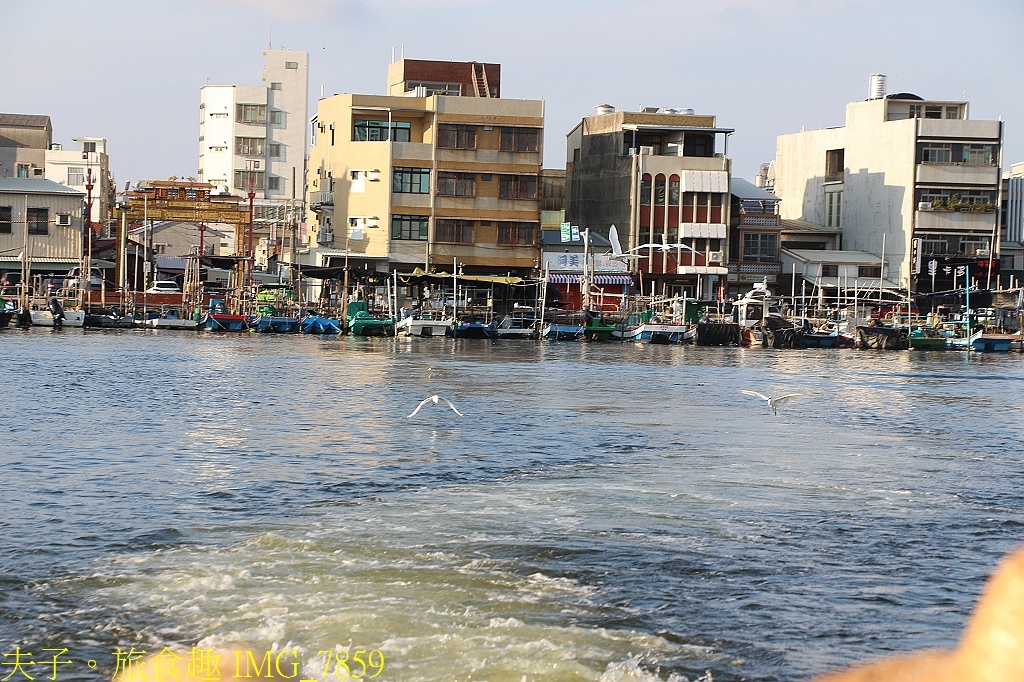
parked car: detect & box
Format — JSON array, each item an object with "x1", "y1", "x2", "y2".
[
  {"x1": 145, "y1": 280, "x2": 181, "y2": 294},
  {"x1": 1, "y1": 271, "x2": 22, "y2": 287},
  {"x1": 66, "y1": 266, "x2": 104, "y2": 289}
]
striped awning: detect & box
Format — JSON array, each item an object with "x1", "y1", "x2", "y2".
[{"x1": 548, "y1": 274, "x2": 633, "y2": 285}]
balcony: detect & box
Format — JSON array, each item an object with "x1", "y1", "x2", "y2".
[
  {"x1": 739, "y1": 214, "x2": 780, "y2": 227},
  {"x1": 309, "y1": 190, "x2": 334, "y2": 206},
  {"x1": 391, "y1": 142, "x2": 433, "y2": 162},
  {"x1": 916, "y1": 163, "x2": 999, "y2": 186},
  {"x1": 915, "y1": 208, "x2": 996, "y2": 233},
  {"x1": 917, "y1": 118, "x2": 1001, "y2": 140}
]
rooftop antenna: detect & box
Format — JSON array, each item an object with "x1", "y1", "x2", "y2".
[
  {"x1": 401, "y1": 44, "x2": 405, "y2": 60},
  {"x1": 268, "y1": 26, "x2": 272, "y2": 50},
  {"x1": 320, "y1": 84, "x2": 324, "y2": 99},
  {"x1": 391, "y1": 46, "x2": 395, "y2": 62}
]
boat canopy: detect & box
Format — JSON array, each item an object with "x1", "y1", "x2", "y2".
[{"x1": 397, "y1": 268, "x2": 524, "y2": 286}]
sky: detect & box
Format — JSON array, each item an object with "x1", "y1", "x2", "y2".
[{"x1": 3, "y1": 0, "x2": 1022, "y2": 187}]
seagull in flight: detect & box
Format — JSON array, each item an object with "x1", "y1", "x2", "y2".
[
  {"x1": 740, "y1": 390, "x2": 805, "y2": 416},
  {"x1": 407, "y1": 395, "x2": 464, "y2": 418}
]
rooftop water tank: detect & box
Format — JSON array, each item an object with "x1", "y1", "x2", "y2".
[
  {"x1": 593, "y1": 104, "x2": 616, "y2": 116},
  {"x1": 869, "y1": 74, "x2": 887, "y2": 100}
]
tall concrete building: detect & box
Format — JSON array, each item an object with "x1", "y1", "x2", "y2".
[
  {"x1": 774, "y1": 75, "x2": 1003, "y2": 293},
  {"x1": 566, "y1": 105, "x2": 733, "y2": 300},
  {"x1": 306, "y1": 58, "x2": 543, "y2": 278},
  {"x1": 198, "y1": 49, "x2": 308, "y2": 268},
  {"x1": 999, "y1": 161, "x2": 1024, "y2": 286}
]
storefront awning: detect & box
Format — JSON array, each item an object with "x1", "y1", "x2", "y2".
[
  {"x1": 677, "y1": 266, "x2": 728, "y2": 275},
  {"x1": 548, "y1": 274, "x2": 633, "y2": 285}
]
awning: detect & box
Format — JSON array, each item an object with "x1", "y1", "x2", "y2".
[
  {"x1": 677, "y1": 266, "x2": 728, "y2": 275},
  {"x1": 804, "y1": 276, "x2": 902, "y2": 290},
  {"x1": 397, "y1": 268, "x2": 524, "y2": 286},
  {"x1": 548, "y1": 274, "x2": 633, "y2": 285}
]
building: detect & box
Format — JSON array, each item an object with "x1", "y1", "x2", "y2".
[
  {"x1": 999, "y1": 161, "x2": 1024, "y2": 287},
  {"x1": 0, "y1": 113, "x2": 51, "y2": 179},
  {"x1": 44, "y1": 137, "x2": 112, "y2": 233},
  {"x1": 727, "y1": 177, "x2": 782, "y2": 296},
  {"x1": 198, "y1": 49, "x2": 309, "y2": 270},
  {"x1": 565, "y1": 104, "x2": 733, "y2": 300},
  {"x1": 0, "y1": 178, "x2": 86, "y2": 279},
  {"x1": 305, "y1": 58, "x2": 544, "y2": 282},
  {"x1": 774, "y1": 75, "x2": 1003, "y2": 293}
]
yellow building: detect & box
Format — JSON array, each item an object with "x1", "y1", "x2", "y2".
[{"x1": 306, "y1": 60, "x2": 544, "y2": 280}]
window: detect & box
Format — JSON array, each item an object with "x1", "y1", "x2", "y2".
[
  {"x1": 821, "y1": 264, "x2": 839, "y2": 277},
  {"x1": 668, "y1": 178, "x2": 680, "y2": 205},
  {"x1": 391, "y1": 215, "x2": 429, "y2": 240},
  {"x1": 285, "y1": 61, "x2": 298, "y2": 69},
  {"x1": 235, "y1": 137, "x2": 265, "y2": 156},
  {"x1": 83, "y1": 141, "x2": 96, "y2": 153},
  {"x1": 270, "y1": 110, "x2": 283, "y2": 124},
  {"x1": 825, "y1": 149, "x2": 844, "y2": 181},
  {"x1": 437, "y1": 172, "x2": 475, "y2": 197},
  {"x1": 406, "y1": 81, "x2": 461, "y2": 96},
  {"x1": 683, "y1": 134, "x2": 712, "y2": 157},
  {"x1": 269, "y1": 143, "x2": 282, "y2": 159},
  {"x1": 498, "y1": 175, "x2": 537, "y2": 200},
  {"x1": 921, "y1": 144, "x2": 952, "y2": 164},
  {"x1": 393, "y1": 167, "x2": 430, "y2": 194},
  {"x1": 499, "y1": 127, "x2": 539, "y2": 152},
  {"x1": 924, "y1": 106, "x2": 943, "y2": 119},
  {"x1": 236, "y1": 104, "x2": 267, "y2": 123},
  {"x1": 267, "y1": 176, "x2": 281, "y2": 191},
  {"x1": 27, "y1": 207, "x2": 48, "y2": 235},
  {"x1": 67, "y1": 167, "x2": 85, "y2": 186},
  {"x1": 0, "y1": 206, "x2": 11, "y2": 234},
  {"x1": 909, "y1": 104, "x2": 922, "y2": 118},
  {"x1": 920, "y1": 239, "x2": 948, "y2": 254},
  {"x1": 497, "y1": 222, "x2": 536, "y2": 245},
  {"x1": 858, "y1": 266, "x2": 882, "y2": 278},
  {"x1": 742, "y1": 232, "x2": 777, "y2": 262},
  {"x1": 234, "y1": 170, "x2": 265, "y2": 190},
  {"x1": 640, "y1": 176, "x2": 652, "y2": 205},
  {"x1": 16, "y1": 164, "x2": 28, "y2": 178},
  {"x1": 654, "y1": 176, "x2": 666, "y2": 205},
  {"x1": 963, "y1": 144, "x2": 993, "y2": 166},
  {"x1": 945, "y1": 106, "x2": 960, "y2": 119},
  {"x1": 270, "y1": 82, "x2": 282, "y2": 91},
  {"x1": 353, "y1": 119, "x2": 411, "y2": 142},
  {"x1": 435, "y1": 219, "x2": 474, "y2": 243},
  {"x1": 437, "y1": 124, "x2": 477, "y2": 149},
  {"x1": 825, "y1": 191, "x2": 842, "y2": 228}
]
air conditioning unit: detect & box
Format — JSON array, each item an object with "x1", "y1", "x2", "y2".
[
  {"x1": 56, "y1": 214, "x2": 72, "y2": 226},
  {"x1": 365, "y1": 217, "x2": 379, "y2": 228},
  {"x1": 707, "y1": 251, "x2": 724, "y2": 263},
  {"x1": 976, "y1": 249, "x2": 991, "y2": 257},
  {"x1": 918, "y1": 201, "x2": 932, "y2": 211},
  {"x1": 639, "y1": 146, "x2": 654, "y2": 156},
  {"x1": 367, "y1": 170, "x2": 381, "y2": 181}
]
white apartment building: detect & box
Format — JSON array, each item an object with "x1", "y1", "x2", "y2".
[
  {"x1": 198, "y1": 49, "x2": 309, "y2": 267},
  {"x1": 774, "y1": 75, "x2": 1002, "y2": 293},
  {"x1": 44, "y1": 137, "x2": 111, "y2": 230}
]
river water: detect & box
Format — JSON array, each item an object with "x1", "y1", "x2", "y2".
[{"x1": 1, "y1": 330, "x2": 1022, "y2": 681}]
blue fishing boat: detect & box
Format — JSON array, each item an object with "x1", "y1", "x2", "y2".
[
  {"x1": 541, "y1": 322, "x2": 583, "y2": 340},
  {"x1": 248, "y1": 315, "x2": 300, "y2": 333},
  {"x1": 299, "y1": 314, "x2": 342, "y2": 334},
  {"x1": 448, "y1": 318, "x2": 492, "y2": 338},
  {"x1": 972, "y1": 335, "x2": 1013, "y2": 352}
]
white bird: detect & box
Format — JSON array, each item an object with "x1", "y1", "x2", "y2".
[
  {"x1": 407, "y1": 395, "x2": 463, "y2": 418},
  {"x1": 740, "y1": 390, "x2": 805, "y2": 416}
]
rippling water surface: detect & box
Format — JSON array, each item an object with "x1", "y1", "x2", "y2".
[{"x1": 1, "y1": 330, "x2": 1022, "y2": 681}]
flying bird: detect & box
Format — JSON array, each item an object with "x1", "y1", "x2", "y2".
[
  {"x1": 740, "y1": 390, "x2": 805, "y2": 416},
  {"x1": 407, "y1": 395, "x2": 463, "y2": 418}
]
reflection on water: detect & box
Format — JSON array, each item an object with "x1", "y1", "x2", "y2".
[{"x1": 1, "y1": 331, "x2": 1022, "y2": 681}]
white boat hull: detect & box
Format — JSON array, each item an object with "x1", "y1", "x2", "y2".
[
  {"x1": 145, "y1": 318, "x2": 198, "y2": 330},
  {"x1": 30, "y1": 310, "x2": 85, "y2": 327},
  {"x1": 396, "y1": 317, "x2": 453, "y2": 337},
  {"x1": 612, "y1": 322, "x2": 695, "y2": 343}
]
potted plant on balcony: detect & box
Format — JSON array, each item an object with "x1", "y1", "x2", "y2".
[{"x1": 947, "y1": 193, "x2": 964, "y2": 212}]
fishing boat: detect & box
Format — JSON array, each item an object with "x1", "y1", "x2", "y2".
[
  {"x1": 299, "y1": 314, "x2": 342, "y2": 334},
  {"x1": 198, "y1": 312, "x2": 248, "y2": 331},
  {"x1": 855, "y1": 324, "x2": 908, "y2": 349},
  {"x1": 908, "y1": 327, "x2": 947, "y2": 350},
  {"x1": 800, "y1": 324, "x2": 855, "y2": 348},
  {"x1": 492, "y1": 308, "x2": 539, "y2": 339},
  {"x1": 946, "y1": 328, "x2": 983, "y2": 350},
  {"x1": 84, "y1": 309, "x2": 134, "y2": 328},
  {"x1": 396, "y1": 311, "x2": 453, "y2": 337},
  {"x1": 541, "y1": 322, "x2": 583, "y2": 340},
  {"x1": 448, "y1": 317, "x2": 492, "y2": 338},
  {"x1": 346, "y1": 301, "x2": 395, "y2": 336},
  {"x1": 29, "y1": 299, "x2": 85, "y2": 328},
  {"x1": 612, "y1": 320, "x2": 695, "y2": 344},
  {"x1": 248, "y1": 315, "x2": 299, "y2": 333},
  {"x1": 733, "y1": 281, "x2": 796, "y2": 347},
  {"x1": 144, "y1": 307, "x2": 198, "y2": 330},
  {"x1": 972, "y1": 335, "x2": 1014, "y2": 352}
]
